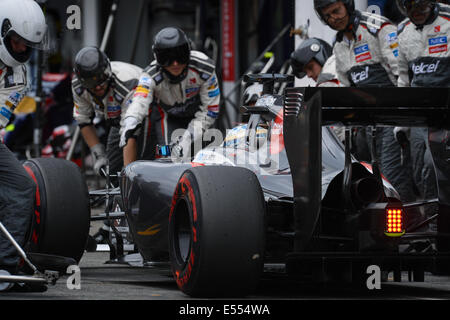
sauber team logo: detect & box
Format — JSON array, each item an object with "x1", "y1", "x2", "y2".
[
  {"x1": 428, "y1": 36, "x2": 448, "y2": 54},
  {"x1": 354, "y1": 44, "x2": 372, "y2": 63}
]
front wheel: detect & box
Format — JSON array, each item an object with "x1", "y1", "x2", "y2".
[{"x1": 168, "y1": 166, "x2": 265, "y2": 297}]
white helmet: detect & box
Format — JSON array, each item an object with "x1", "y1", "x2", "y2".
[{"x1": 0, "y1": 0, "x2": 47, "y2": 67}]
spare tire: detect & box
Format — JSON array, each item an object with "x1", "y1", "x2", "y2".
[
  {"x1": 23, "y1": 158, "x2": 90, "y2": 262},
  {"x1": 168, "y1": 166, "x2": 265, "y2": 297}
]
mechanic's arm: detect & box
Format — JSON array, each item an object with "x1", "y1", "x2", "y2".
[
  {"x1": 378, "y1": 23, "x2": 399, "y2": 79},
  {"x1": 0, "y1": 79, "x2": 26, "y2": 129},
  {"x1": 80, "y1": 124, "x2": 100, "y2": 148},
  {"x1": 396, "y1": 36, "x2": 410, "y2": 87},
  {"x1": 123, "y1": 138, "x2": 137, "y2": 166},
  {"x1": 333, "y1": 46, "x2": 351, "y2": 87},
  {"x1": 119, "y1": 72, "x2": 154, "y2": 148},
  {"x1": 120, "y1": 91, "x2": 139, "y2": 166},
  {"x1": 73, "y1": 87, "x2": 108, "y2": 175}
]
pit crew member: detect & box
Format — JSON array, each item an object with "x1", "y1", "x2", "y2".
[
  {"x1": 72, "y1": 47, "x2": 143, "y2": 178},
  {"x1": 119, "y1": 27, "x2": 221, "y2": 163},
  {"x1": 0, "y1": 0, "x2": 47, "y2": 292},
  {"x1": 396, "y1": 0, "x2": 450, "y2": 245},
  {"x1": 314, "y1": 0, "x2": 417, "y2": 210}
]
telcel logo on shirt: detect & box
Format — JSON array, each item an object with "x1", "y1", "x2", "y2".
[
  {"x1": 354, "y1": 44, "x2": 372, "y2": 63},
  {"x1": 411, "y1": 60, "x2": 440, "y2": 75},
  {"x1": 428, "y1": 36, "x2": 448, "y2": 54},
  {"x1": 350, "y1": 66, "x2": 370, "y2": 84}
]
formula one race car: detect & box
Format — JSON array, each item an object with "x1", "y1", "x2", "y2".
[
  {"x1": 9, "y1": 74, "x2": 449, "y2": 296},
  {"x1": 103, "y1": 74, "x2": 450, "y2": 297}
]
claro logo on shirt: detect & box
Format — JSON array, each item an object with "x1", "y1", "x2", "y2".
[
  {"x1": 411, "y1": 60, "x2": 440, "y2": 74},
  {"x1": 350, "y1": 66, "x2": 369, "y2": 84}
]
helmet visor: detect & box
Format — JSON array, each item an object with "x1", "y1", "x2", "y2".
[
  {"x1": 397, "y1": 0, "x2": 434, "y2": 15},
  {"x1": 290, "y1": 58, "x2": 307, "y2": 79},
  {"x1": 79, "y1": 71, "x2": 110, "y2": 89},
  {"x1": 154, "y1": 44, "x2": 190, "y2": 67}
]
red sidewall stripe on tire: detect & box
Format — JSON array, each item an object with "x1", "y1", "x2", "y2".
[
  {"x1": 23, "y1": 165, "x2": 41, "y2": 245},
  {"x1": 170, "y1": 172, "x2": 199, "y2": 290}
]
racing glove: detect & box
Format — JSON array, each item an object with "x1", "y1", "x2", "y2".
[
  {"x1": 393, "y1": 127, "x2": 410, "y2": 147},
  {"x1": 171, "y1": 131, "x2": 192, "y2": 162},
  {"x1": 119, "y1": 117, "x2": 139, "y2": 148},
  {"x1": 393, "y1": 127, "x2": 411, "y2": 166},
  {"x1": 90, "y1": 143, "x2": 108, "y2": 176}
]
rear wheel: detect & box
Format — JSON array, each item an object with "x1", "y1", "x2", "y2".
[
  {"x1": 168, "y1": 166, "x2": 265, "y2": 297},
  {"x1": 23, "y1": 158, "x2": 90, "y2": 262}
]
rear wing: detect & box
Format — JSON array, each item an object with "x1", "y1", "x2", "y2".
[
  {"x1": 283, "y1": 87, "x2": 450, "y2": 251},
  {"x1": 303, "y1": 87, "x2": 450, "y2": 128}
]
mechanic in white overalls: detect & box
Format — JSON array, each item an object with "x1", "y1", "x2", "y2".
[
  {"x1": 72, "y1": 47, "x2": 143, "y2": 179},
  {"x1": 0, "y1": 0, "x2": 47, "y2": 291},
  {"x1": 313, "y1": 0, "x2": 418, "y2": 216},
  {"x1": 395, "y1": 0, "x2": 450, "y2": 249},
  {"x1": 119, "y1": 27, "x2": 221, "y2": 163},
  {"x1": 72, "y1": 47, "x2": 148, "y2": 246}
]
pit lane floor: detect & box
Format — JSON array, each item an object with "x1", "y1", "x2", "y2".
[
  {"x1": 1, "y1": 181, "x2": 450, "y2": 301},
  {"x1": 2, "y1": 219, "x2": 450, "y2": 301},
  {"x1": 1, "y1": 250, "x2": 450, "y2": 300}
]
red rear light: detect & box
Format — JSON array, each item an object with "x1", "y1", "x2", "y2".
[{"x1": 384, "y1": 208, "x2": 405, "y2": 237}]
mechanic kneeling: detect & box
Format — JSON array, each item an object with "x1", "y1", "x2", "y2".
[{"x1": 0, "y1": 0, "x2": 48, "y2": 292}]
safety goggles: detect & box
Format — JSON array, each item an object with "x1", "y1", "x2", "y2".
[
  {"x1": 155, "y1": 44, "x2": 190, "y2": 67},
  {"x1": 80, "y1": 73, "x2": 110, "y2": 90},
  {"x1": 403, "y1": 0, "x2": 432, "y2": 12}
]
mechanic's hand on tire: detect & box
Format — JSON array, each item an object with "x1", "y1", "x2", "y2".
[
  {"x1": 90, "y1": 143, "x2": 108, "y2": 176},
  {"x1": 119, "y1": 117, "x2": 139, "y2": 148}
]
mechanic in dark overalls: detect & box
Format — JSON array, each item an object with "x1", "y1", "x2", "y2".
[
  {"x1": 0, "y1": 0, "x2": 47, "y2": 292},
  {"x1": 396, "y1": 0, "x2": 450, "y2": 251},
  {"x1": 119, "y1": 27, "x2": 221, "y2": 163},
  {"x1": 313, "y1": 0, "x2": 418, "y2": 225}
]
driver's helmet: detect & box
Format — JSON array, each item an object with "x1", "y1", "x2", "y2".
[
  {"x1": 243, "y1": 83, "x2": 263, "y2": 106},
  {"x1": 0, "y1": 0, "x2": 47, "y2": 67},
  {"x1": 152, "y1": 27, "x2": 191, "y2": 83},
  {"x1": 74, "y1": 47, "x2": 112, "y2": 89},
  {"x1": 314, "y1": 0, "x2": 355, "y2": 24},
  {"x1": 395, "y1": 0, "x2": 437, "y2": 17},
  {"x1": 290, "y1": 38, "x2": 333, "y2": 79}
]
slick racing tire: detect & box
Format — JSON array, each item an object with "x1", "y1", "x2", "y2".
[
  {"x1": 23, "y1": 158, "x2": 90, "y2": 263},
  {"x1": 168, "y1": 166, "x2": 265, "y2": 297}
]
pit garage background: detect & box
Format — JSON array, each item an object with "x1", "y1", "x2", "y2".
[{"x1": 32, "y1": 0, "x2": 404, "y2": 136}]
